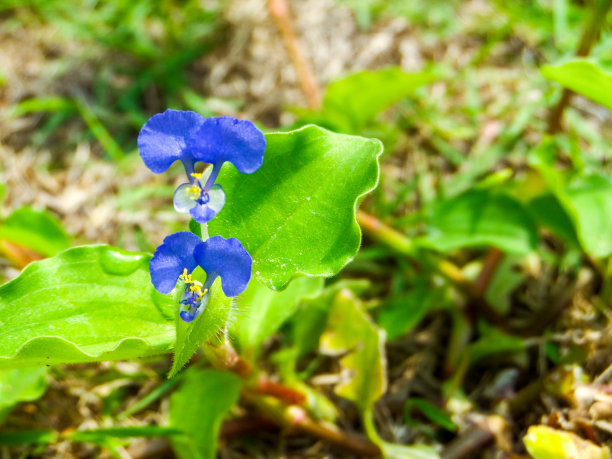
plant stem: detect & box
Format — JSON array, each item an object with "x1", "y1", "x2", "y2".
[
  {"x1": 546, "y1": 0, "x2": 612, "y2": 133},
  {"x1": 268, "y1": 0, "x2": 322, "y2": 109},
  {"x1": 244, "y1": 390, "x2": 382, "y2": 457}
]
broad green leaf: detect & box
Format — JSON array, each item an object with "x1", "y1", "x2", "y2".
[
  {"x1": 320, "y1": 67, "x2": 438, "y2": 131},
  {"x1": 542, "y1": 60, "x2": 612, "y2": 110},
  {"x1": 170, "y1": 368, "x2": 242, "y2": 459},
  {"x1": 169, "y1": 278, "x2": 232, "y2": 378},
  {"x1": 320, "y1": 289, "x2": 386, "y2": 413},
  {"x1": 0, "y1": 207, "x2": 70, "y2": 257},
  {"x1": 231, "y1": 276, "x2": 323, "y2": 360},
  {"x1": 0, "y1": 367, "x2": 48, "y2": 422},
  {"x1": 210, "y1": 126, "x2": 383, "y2": 290},
  {"x1": 421, "y1": 189, "x2": 539, "y2": 255},
  {"x1": 563, "y1": 174, "x2": 612, "y2": 258},
  {"x1": 0, "y1": 246, "x2": 175, "y2": 368},
  {"x1": 523, "y1": 425, "x2": 611, "y2": 459}
]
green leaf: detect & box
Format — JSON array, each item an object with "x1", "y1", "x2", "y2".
[
  {"x1": 0, "y1": 367, "x2": 48, "y2": 422},
  {"x1": 0, "y1": 246, "x2": 175, "y2": 368},
  {"x1": 210, "y1": 125, "x2": 383, "y2": 290},
  {"x1": 0, "y1": 207, "x2": 70, "y2": 257},
  {"x1": 231, "y1": 276, "x2": 323, "y2": 360},
  {"x1": 563, "y1": 174, "x2": 612, "y2": 258},
  {"x1": 421, "y1": 189, "x2": 539, "y2": 255},
  {"x1": 320, "y1": 289, "x2": 386, "y2": 413},
  {"x1": 290, "y1": 279, "x2": 372, "y2": 359},
  {"x1": 542, "y1": 60, "x2": 612, "y2": 110},
  {"x1": 528, "y1": 193, "x2": 580, "y2": 248},
  {"x1": 404, "y1": 398, "x2": 457, "y2": 432},
  {"x1": 0, "y1": 429, "x2": 58, "y2": 446},
  {"x1": 169, "y1": 278, "x2": 233, "y2": 378},
  {"x1": 170, "y1": 368, "x2": 242, "y2": 459},
  {"x1": 70, "y1": 426, "x2": 183, "y2": 444},
  {"x1": 378, "y1": 287, "x2": 441, "y2": 340},
  {"x1": 321, "y1": 67, "x2": 438, "y2": 131},
  {"x1": 523, "y1": 425, "x2": 611, "y2": 459}
]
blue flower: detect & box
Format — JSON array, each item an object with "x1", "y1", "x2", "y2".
[
  {"x1": 150, "y1": 232, "x2": 252, "y2": 323},
  {"x1": 138, "y1": 110, "x2": 266, "y2": 224}
]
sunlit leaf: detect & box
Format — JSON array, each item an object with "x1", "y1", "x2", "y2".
[
  {"x1": 0, "y1": 367, "x2": 48, "y2": 422},
  {"x1": 524, "y1": 425, "x2": 611, "y2": 459},
  {"x1": 210, "y1": 126, "x2": 382, "y2": 290},
  {"x1": 0, "y1": 207, "x2": 70, "y2": 257},
  {"x1": 564, "y1": 174, "x2": 612, "y2": 258},
  {"x1": 320, "y1": 289, "x2": 386, "y2": 413},
  {"x1": 0, "y1": 246, "x2": 175, "y2": 368},
  {"x1": 320, "y1": 67, "x2": 439, "y2": 131},
  {"x1": 542, "y1": 60, "x2": 612, "y2": 110}
]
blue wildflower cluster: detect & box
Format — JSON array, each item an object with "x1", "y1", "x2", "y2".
[{"x1": 138, "y1": 110, "x2": 265, "y2": 322}]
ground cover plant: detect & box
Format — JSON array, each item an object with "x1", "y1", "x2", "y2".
[{"x1": 2, "y1": 0, "x2": 612, "y2": 457}]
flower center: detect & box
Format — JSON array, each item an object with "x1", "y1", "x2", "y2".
[
  {"x1": 178, "y1": 268, "x2": 209, "y2": 323},
  {"x1": 186, "y1": 173, "x2": 211, "y2": 205}
]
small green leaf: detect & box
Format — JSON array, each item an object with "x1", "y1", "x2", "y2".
[
  {"x1": 378, "y1": 287, "x2": 441, "y2": 340},
  {"x1": 70, "y1": 426, "x2": 183, "y2": 444},
  {"x1": 321, "y1": 67, "x2": 438, "y2": 131},
  {"x1": 210, "y1": 126, "x2": 383, "y2": 290},
  {"x1": 231, "y1": 276, "x2": 323, "y2": 360},
  {"x1": 320, "y1": 289, "x2": 386, "y2": 413},
  {"x1": 542, "y1": 60, "x2": 612, "y2": 110},
  {"x1": 290, "y1": 279, "x2": 372, "y2": 359},
  {"x1": 404, "y1": 398, "x2": 457, "y2": 432},
  {"x1": 0, "y1": 367, "x2": 48, "y2": 422},
  {"x1": 0, "y1": 207, "x2": 70, "y2": 257},
  {"x1": 169, "y1": 278, "x2": 233, "y2": 378},
  {"x1": 564, "y1": 174, "x2": 612, "y2": 258},
  {"x1": 524, "y1": 425, "x2": 611, "y2": 459},
  {"x1": 0, "y1": 246, "x2": 175, "y2": 368},
  {"x1": 421, "y1": 189, "x2": 539, "y2": 255},
  {"x1": 528, "y1": 193, "x2": 580, "y2": 248},
  {"x1": 170, "y1": 368, "x2": 242, "y2": 459}
]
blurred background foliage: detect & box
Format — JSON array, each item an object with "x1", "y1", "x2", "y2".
[{"x1": 2, "y1": 0, "x2": 612, "y2": 457}]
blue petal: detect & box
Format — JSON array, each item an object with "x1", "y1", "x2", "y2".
[
  {"x1": 150, "y1": 231, "x2": 202, "y2": 294},
  {"x1": 193, "y1": 235, "x2": 252, "y2": 297},
  {"x1": 189, "y1": 117, "x2": 266, "y2": 173},
  {"x1": 138, "y1": 110, "x2": 205, "y2": 174},
  {"x1": 189, "y1": 184, "x2": 226, "y2": 224}
]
